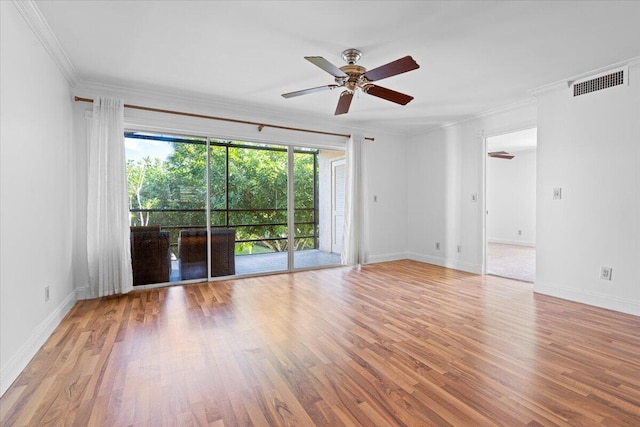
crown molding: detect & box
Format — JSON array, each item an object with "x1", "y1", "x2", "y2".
[
  {"x1": 466, "y1": 96, "x2": 536, "y2": 123},
  {"x1": 11, "y1": 0, "x2": 79, "y2": 85},
  {"x1": 630, "y1": 57, "x2": 640, "y2": 70},
  {"x1": 407, "y1": 97, "x2": 537, "y2": 138},
  {"x1": 408, "y1": 55, "x2": 640, "y2": 138}
]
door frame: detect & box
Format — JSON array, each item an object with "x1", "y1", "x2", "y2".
[{"x1": 331, "y1": 158, "x2": 346, "y2": 255}]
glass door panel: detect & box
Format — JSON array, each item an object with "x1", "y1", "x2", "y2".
[
  {"x1": 293, "y1": 147, "x2": 344, "y2": 269},
  {"x1": 228, "y1": 142, "x2": 289, "y2": 275},
  {"x1": 125, "y1": 133, "x2": 207, "y2": 284}
]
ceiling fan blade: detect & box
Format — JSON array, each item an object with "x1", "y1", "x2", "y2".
[
  {"x1": 305, "y1": 56, "x2": 348, "y2": 78},
  {"x1": 364, "y1": 56, "x2": 419, "y2": 82},
  {"x1": 488, "y1": 151, "x2": 515, "y2": 159},
  {"x1": 282, "y1": 84, "x2": 339, "y2": 98},
  {"x1": 334, "y1": 91, "x2": 353, "y2": 115},
  {"x1": 365, "y1": 85, "x2": 414, "y2": 105}
]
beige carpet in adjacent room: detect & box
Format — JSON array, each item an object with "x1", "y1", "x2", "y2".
[{"x1": 487, "y1": 242, "x2": 536, "y2": 283}]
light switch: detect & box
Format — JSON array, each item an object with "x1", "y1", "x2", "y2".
[{"x1": 553, "y1": 188, "x2": 562, "y2": 200}]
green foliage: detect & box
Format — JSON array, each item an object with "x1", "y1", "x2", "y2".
[{"x1": 126, "y1": 138, "x2": 318, "y2": 254}]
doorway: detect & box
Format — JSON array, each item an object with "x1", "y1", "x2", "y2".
[{"x1": 485, "y1": 128, "x2": 537, "y2": 282}]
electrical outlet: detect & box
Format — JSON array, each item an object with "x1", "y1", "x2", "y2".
[
  {"x1": 457, "y1": 245, "x2": 461, "y2": 253},
  {"x1": 518, "y1": 229, "x2": 522, "y2": 236},
  {"x1": 471, "y1": 193, "x2": 477, "y2": 202},
  {"x1": 435, "y1": 242, "x2": 440, "y2": 250},
  {"x1": 45, "y1": 286, "x2": 50, "y2": 302},
  {"x1": 600, "y1": 267, "x2": 613, "y2": 281},
  {"x1": 373, "y1": 195, "x2": 378, "y2": 203}
]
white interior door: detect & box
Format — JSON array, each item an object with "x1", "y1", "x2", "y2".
[{"x1": 332, "y1": 159, "x2": 345, "y2": 254}]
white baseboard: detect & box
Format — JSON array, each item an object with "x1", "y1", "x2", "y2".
[
  {"x1": 407, "y1": 252, "x2": 483, "y2": 274},
  {"x1": 366, "y1": 251, "x2": 409, "y2": 264},
  {"x1": 488, "y1": 238, "x2": 536, "y2": 247},
  {"x1": 534, "y1": 281, "x2": 640, "y2": 316},
  {"x1": 1, "y1": 289, "x2": 78, "y2": 396},
  {"x1": 75, "y1": 285, "x2": 90, "y2": 300}
]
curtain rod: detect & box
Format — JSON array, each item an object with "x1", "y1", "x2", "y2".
[{"x1": 74, "y1": 96, "x2": 374, "y2": 142}]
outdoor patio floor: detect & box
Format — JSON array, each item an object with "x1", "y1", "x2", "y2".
[{"x1": 169, "y1": 249, "x2": 341, "y2": 281}]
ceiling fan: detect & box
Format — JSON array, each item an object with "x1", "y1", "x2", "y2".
[
  {"x1": 488, "y1": 151, "x2": 515, "y2": 159},
  {"x1": 282, "y1": 49, "x2": 419, "y2": 115}
]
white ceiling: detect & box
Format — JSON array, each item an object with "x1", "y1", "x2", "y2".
[
  {"x1": 33, "y1": 0, "x2": 640, "y2": 135},
  {"x1": 487, "y1": 128, "x2": 537, "y2": 153}
]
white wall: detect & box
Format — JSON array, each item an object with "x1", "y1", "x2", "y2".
[
  {"x1": 407, "y1": 102, "x2": 537, "y2": 273},
  {"x1": 363, "y1": 131, "x2": 409, "y2": 263},
  {"x1": 486, "y1": 148, "x2": 536, "y2": 246},
  {"x1": 534, "y1": 64, "x2": 640, "y2": 315},
  {"x1": 1, "y1": 2, "x2": 76, "y2": 395},
  {"x1": 407, "y1": 60, "x2": 639, "y2": 316}
]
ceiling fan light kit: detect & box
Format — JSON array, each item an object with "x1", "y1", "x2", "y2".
[{"x1": 282, "y1": 49, "x2": 419, "y2": 115}]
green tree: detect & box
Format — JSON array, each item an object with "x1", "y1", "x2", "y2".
[{"x1": 126, "y1": 138, "x2": 318, "y2": 254}]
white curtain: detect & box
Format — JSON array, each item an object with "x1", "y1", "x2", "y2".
[
  {"x1": 86, "y1": 97, "x2": 133, "y2": 297},
  {"x1": 341, "y1": 134, "x2": 366, "y2": 265}
]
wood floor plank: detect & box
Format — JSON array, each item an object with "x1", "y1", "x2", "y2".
[{"x1": 2, "y1": 260, "x2": 639, "y2": 426}]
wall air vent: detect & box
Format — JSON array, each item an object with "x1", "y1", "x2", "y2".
[{"x1": 573, "y1": 69, "x2": 625, "y2": 97}]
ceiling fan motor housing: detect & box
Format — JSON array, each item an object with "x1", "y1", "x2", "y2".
[
  {"x1": 338, "y1": 49, "x2": 371, "y2": 92},
  {"x1": 337, "y1": 64, "x2": 368, "y2": 92}
]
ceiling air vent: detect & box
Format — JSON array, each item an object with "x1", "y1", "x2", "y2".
[{"x1": 573, "y1": 69, "x2": 625, "y2": 97}]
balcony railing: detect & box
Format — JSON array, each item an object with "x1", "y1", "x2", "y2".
[{"x1": 130, "y1": 207, "x2": 318, "y2": 255}]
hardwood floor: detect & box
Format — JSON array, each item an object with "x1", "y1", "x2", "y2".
[{"x1": 1, "y1": 260, "x2": 639, "y2": 426}]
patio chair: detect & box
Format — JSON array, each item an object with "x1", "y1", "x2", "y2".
[
  {"x1": 130, "y1": 225, "x2": 171, "y2": 285},
  {"x1": 178, "y1": 228, "x2": 236, "y2": 280}
]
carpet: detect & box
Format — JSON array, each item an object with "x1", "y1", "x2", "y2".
[{"x1": 487, "y1": 242, "x2": 536, "y2": 283}]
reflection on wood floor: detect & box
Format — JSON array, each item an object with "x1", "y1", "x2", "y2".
[{"x1": 2, "y1": 260, "x2": 639, "y2": 426}]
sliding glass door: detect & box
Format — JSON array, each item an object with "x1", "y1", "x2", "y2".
[
  {"x1": 125, "y1": 132, "x2": 344, "y2": 285},
  {"x1": 126, "y1": 134, "x2": 207, "y2": 284},
  {"x1": 292, "y1": 147, "x2": 343, "y2": 269},
  {"x1": 227, "y1": 141, "x2": 289, "y2": 275}
]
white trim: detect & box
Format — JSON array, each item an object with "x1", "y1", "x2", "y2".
[
  {"x1": 407, "y1": 252, "x2": 483, "y2": 275},
  {"x1": 75, "y1": 285, "x2": 90, "y2": 300},
  {"x1": 0, "y1": 289, "x2": 78, "y2": 396},
  {"x1": 487, "y1": 238, "x2": 536, "y2": 247},
  {"x1": 287, "y1": 147, "x2": 295, "y2": 270},
  {"x1": 331, "y1": 159, "x2": 346, "y2": 255},
  {"x1": 366, "y1": 252, "x2": 409, "y2": 264},
  {"x1": 534, "y1": 281, "x2": 640, "y2": 317},
  {"x1": 11, "y1": 0, "x2": 78, "y2": 85},
  {"x1": 407, "y1": 97, "x2": 537, "y2": 138}
]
